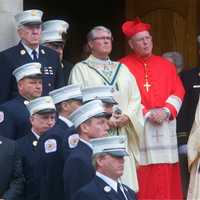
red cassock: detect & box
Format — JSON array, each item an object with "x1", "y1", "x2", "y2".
[{"x1": 120, "y1": 53, "x2": 185, "y2": 200}]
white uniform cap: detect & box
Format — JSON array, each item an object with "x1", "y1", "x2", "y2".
[
  {"x1": 49, "y1": 84, "x2": 82, "y2": 104},
  {"x1": 82, "y1": 86, "x2": 117, "y2": 104},
  {"x1": 15, "y1": 9, "x2": 43, "y2": 28},
  {"x1": 69, "y1": 100, "x2": 110, "y2": 128},
  {"x1": 40, "y1": 30, "x2": 64, "y2": 44},
  {"x1": 42, "y1": 20, "x2": 69, "y2": 33},
  {"x1": 12, "y1": 62, "x2": 42, "y2": 82},
  {"x1": 26, "y1": 96, "x2": 56, "y2": 116},
  {"x1": 91, "y1": 135, "x2": 129, "y2": 157}
]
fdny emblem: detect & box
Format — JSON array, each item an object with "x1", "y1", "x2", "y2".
[
  {"x1": 68, "y1": 134, "x2": 79, "y2": 148},
  {"x1": 44, "y1": 139, "x2": 57, "y2": 153}
]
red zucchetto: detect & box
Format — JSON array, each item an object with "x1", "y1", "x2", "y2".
[{"x1": 122, "y1": 17, "x2": 151, "y2": 38}]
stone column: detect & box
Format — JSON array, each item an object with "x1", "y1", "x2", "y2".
[{"x1": 0, "y1": 0, "x2": 23, "y2": 51}]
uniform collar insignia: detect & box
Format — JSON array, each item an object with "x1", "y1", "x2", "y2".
[
  {"x1": 41, "y1": 49, "x2": 45, "y2": 54},
  {"x1": 0, "y1": 111, "x2": 4, "y2": 123},
  {"x1": 20, "y1": 49, "x2": 26, "y2": 55},
  {"x1": 0, "y1": 141, "x2": 2, "y2": 144},
  {"x1": 32, "y1": 140, "x2": 38, "y2": 147},
  {"x1": 104, "y1": 185, "x2": 111, "y2": 192}
]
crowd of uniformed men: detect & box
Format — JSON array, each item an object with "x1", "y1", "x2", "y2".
[{"x1": 0, "y1": 8, "x2": 199, "y2": 200}]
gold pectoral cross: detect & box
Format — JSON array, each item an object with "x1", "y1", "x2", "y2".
[{"x1": 144, "y1": 81, "x2": 151, "y2": 92}]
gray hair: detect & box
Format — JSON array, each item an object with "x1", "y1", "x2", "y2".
[
  {"x1": 162, "y1": 51, "x2": 184, "y2": 69},
  {"x1": 87, "y1": 26, "x2": 112, "y2": 42},
  {"x1": 92, "y1": 153, "x2": 107, "y2": 168}
]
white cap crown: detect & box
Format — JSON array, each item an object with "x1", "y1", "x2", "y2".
[
  {"x1": 69, "y1": 100, "x2": 108, "y2": 128},
  {"x1": 15, "y1": 9, "x2": 43, "y2": 28},
  {"x1": 26, "y1": 96, "x2": 56, "y2": 116},
  {"x1": 12, "y1": 62, "x2": 42, "y2": 82},
  {"x1": 82, "y1": 86, "x2": 117, "y2": 104},
  {"x1": 42, "y1": 20, "x2": 69, "y2": 33},
  {"x1": 49, "y1": 84, "x2": 82, "y2": 104},
  {"x1": 91, "y1": 135, "x2": 128, "y2": 157}
]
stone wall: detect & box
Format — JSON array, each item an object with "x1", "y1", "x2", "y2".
[{"x1": 0, "y1": 0, "x2": 23, "y2": 51}]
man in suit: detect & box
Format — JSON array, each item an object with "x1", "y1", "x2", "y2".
[
  {"x1": 17, "y1": 96, "x2": 56, "y2": 200},
  {"x1": 0, "y1": 62, "x2": 42, "y2": 140},
  {"x1": 36, "y1": 84, "x2": 82, "y2": 200},
  {"x1": 41, "y1": 19, "x2": 73, "y2": 84},
  {"x1": 73, "y1": 135, "x2": 137, "y2": 200},
  {"x1": 63, "y1": 100, "x2": 110, "y2": 200},
  {"x1": 0, "y1": 9, "x2": 64, "y2": 103},
  {"x1": 0, "y1": 135, "x2": 24, "y2": 199}
]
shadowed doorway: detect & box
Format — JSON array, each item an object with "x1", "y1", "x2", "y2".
[{"x1": 24, "y1": 0, "x2": 126, "y2": 64}]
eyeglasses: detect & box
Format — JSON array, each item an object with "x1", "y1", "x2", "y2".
[{"x1": 92, "y1": 36, "x2": 113, "y2": 41}]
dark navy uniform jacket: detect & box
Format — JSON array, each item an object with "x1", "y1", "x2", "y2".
[
  {"x1": 72, "y1": 176, "x2": 137, "y2": 200},
  {"x1": 0, "y1": 95, "x2": 30, "y2": 139},
  {"x1": 36, "y1": 118, "x2": 76, "y2": 200},
  {"x1": 0, "y1": 42, "x2": 64, "y2": 103},
  {"x1": 177, "y1": 67, "x2": 200, "y2": 143},
  {"x1": 0, "y1": 135, "x2": 24, "y2": 199},
  {"x1": 62, "y1": 59, "x2": 73, "y2": 84},
  {"x1": 63, "y1": 140, "x2": 95, "y2": 200},
  {"x1": 17, "y1": 131, "x2": 40, "y2": 200}
]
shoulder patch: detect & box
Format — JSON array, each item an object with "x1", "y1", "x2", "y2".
[
  {"x1": 0, "y1": 111, "x2": 4, "y2": 123},
  {"x1": 68, "y1": 134, "x2": 79, "y2": 148},
  {"x1": 44, "y1": 139, "x2": 57, "y2": 153}
]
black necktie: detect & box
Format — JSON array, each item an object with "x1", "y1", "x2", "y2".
[
  {"x1": 32, "y1": 49, "x2": 38, "y2": 62},
  {"x1": 117, "y1": 182, "x2": 127, "y2": 200}
]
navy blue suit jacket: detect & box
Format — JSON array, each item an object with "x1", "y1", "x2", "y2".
[
  {"x1": 62, "y1": 59, "x2": 73, "y2": 84},
  {"x1": 63, "y1": 140, "x2": 95, "y2": 200},
  {"x1": 72, "y1": 176, "x2": 137, "y2": 200},
  {"x1": 17, "y1": 132, "x2": 40, "y2": 200},
  {"x1": 0, "y1": 95, "x2": 30, "y2": 139},
  {"x1": 177, "y1": 67, "x2": 200, "y2": 137},
  {"x1": 36, "y1": 118, "x2": 76, "y2": 200},
  {"x1": 0, "y1": 42, "x2": 64, "y2": 103},
  {"x1": 0, "y1": 136, "x2": 24, "y2": 199}
]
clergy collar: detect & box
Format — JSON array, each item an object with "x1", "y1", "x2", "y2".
[
  {"x1": 88, "y1": 54, "x2": 112, "y2": 65},
  {"x1": 131, "y1": 52, "x2": 153, "y2": 63},
  {"x1": 79, "y1": 137, "x2": 93, "y2": 150},
  {"x1": 96, "y1": 171, "x2": 118, "y2": 192},
  {"x1": 31, "y1": 129, "x2": 40, "y2": 140},
  {"x1": 21, "y1": 41, "x2": 39, "y2": 56},
  {"x1": 59, "y1": 115, "x2": 74, "y2": 127}
]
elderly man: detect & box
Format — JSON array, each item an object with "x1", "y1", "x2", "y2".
[
  {"x1": 0, "y1": 9, "x2": 64, "y2": 103},
  {"x1": 63, "y1": 100, "x2": 110, "y2": 200},
  {"x1": 69, "y1": 25, "x2": 144, "y2": 192},
  {"x1": 0, "y1": 135, "x2": 24, "y2": 200},
  {"x1": 120, "y1": 17, "x2": 185, "y2": 199},
  {"x1": 36, "y1": 84, "x2": 82, "y2": 200},
  {"x1": 17, "y1": 96, "x2": 56, "y2": 200},
  {"x1": 0, "y1": 62, "x2": 42, "y2": 139},
  {"x1": 41, "y1": 19, "x2": 73, "y2": 84},
  {"x1": 73, "y1": 135, "x2": 137, "y2": 200}
]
